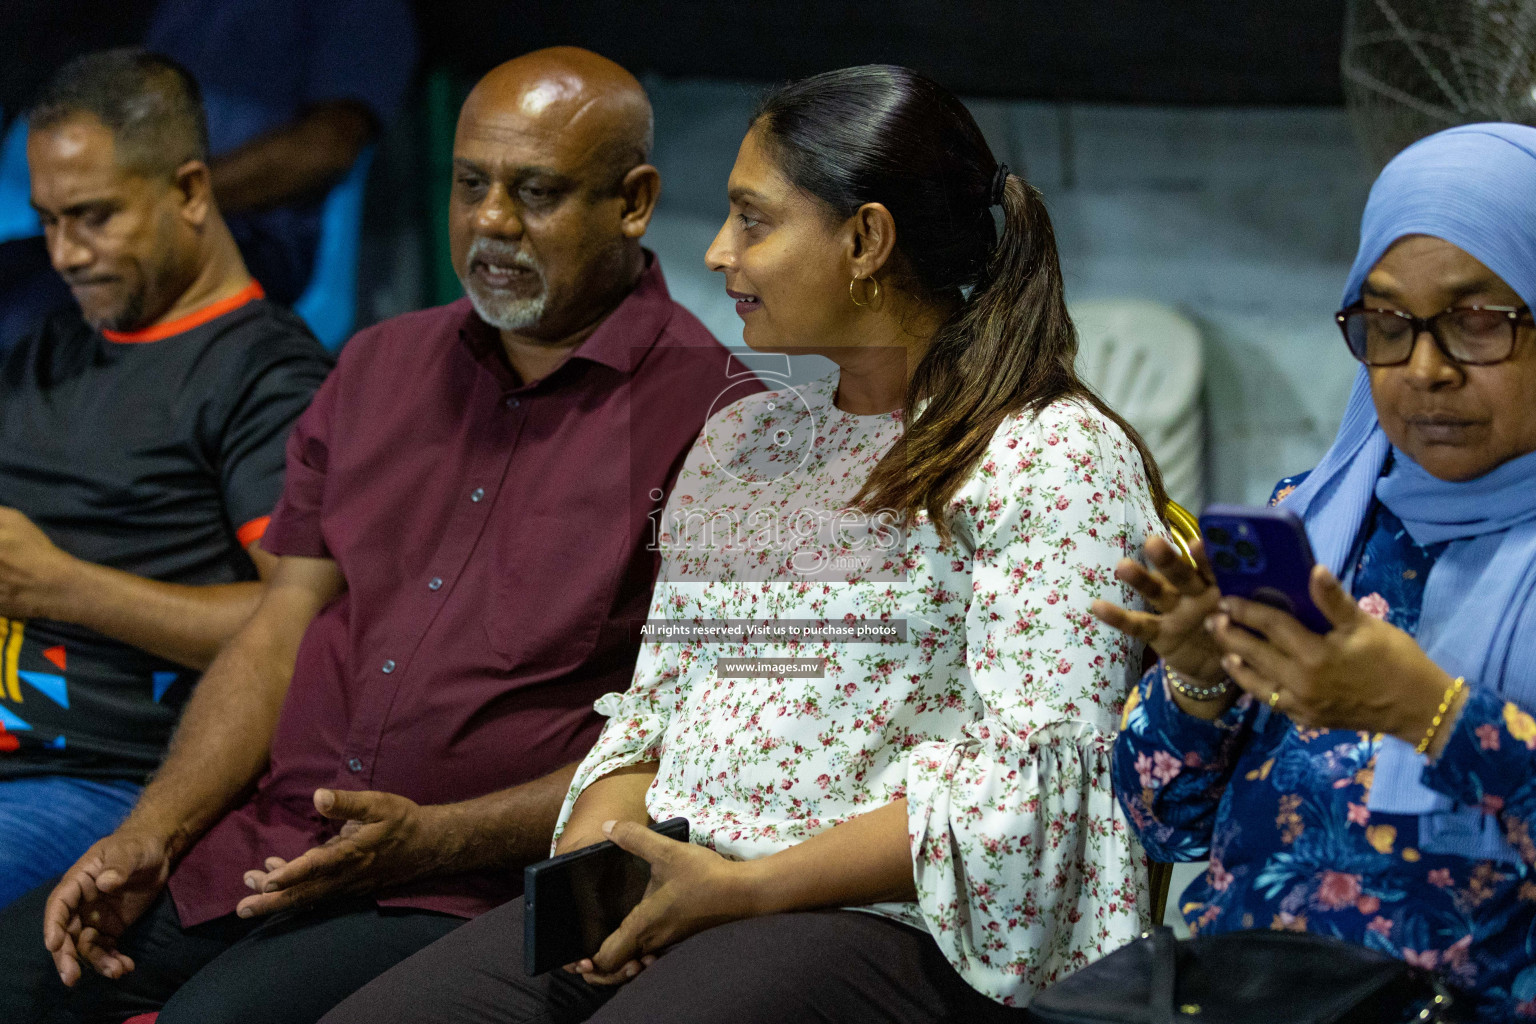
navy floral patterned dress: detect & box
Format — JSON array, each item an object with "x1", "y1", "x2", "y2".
[{"x1": 1113, "y1": 475, "x2": 1536, "y2": 1021}]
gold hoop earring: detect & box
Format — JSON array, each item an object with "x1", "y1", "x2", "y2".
[{"x1": 849, "y1": 276, "x2": 881, "y2": 308}]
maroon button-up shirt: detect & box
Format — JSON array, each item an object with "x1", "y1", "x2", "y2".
[{"x1": 168, "y1": 257, "x2": 755, "y2": 925}]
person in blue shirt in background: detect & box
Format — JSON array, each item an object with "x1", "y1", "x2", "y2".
[{"x1": 144, "y1": 0, "x2": 417, "y2": 305}]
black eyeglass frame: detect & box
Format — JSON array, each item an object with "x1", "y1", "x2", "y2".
[{"x1": 1334, "y1": 304, "x2": 1533, "y2": 367}]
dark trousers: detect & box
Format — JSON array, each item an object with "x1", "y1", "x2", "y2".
[
  {"x1": 0, "y1": 881, "x2": 462, "y2": 1024},
  {"x1": 322, "y1": 896, "x2": 1030, "y2": 1024}
]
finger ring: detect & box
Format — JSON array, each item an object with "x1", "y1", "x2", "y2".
[{"x1": 1268, "y1": 690, "x2": 1281, "y2": 709}]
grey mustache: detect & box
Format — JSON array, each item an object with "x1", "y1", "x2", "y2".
[{"x1": 466, "y1": 240, "x2": 540, "y2": 273}]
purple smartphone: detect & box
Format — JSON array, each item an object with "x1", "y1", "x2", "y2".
[{"x1": 1198, "y1": 504, "x2": 1331, "y2": 634}]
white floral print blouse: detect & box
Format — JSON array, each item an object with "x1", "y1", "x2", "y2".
[{"x1": 553, "y1": 372, "x2": 1163, "y2": 1006}]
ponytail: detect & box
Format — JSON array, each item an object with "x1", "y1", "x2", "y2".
[
  {"x1": 754, "y1": 66, "x2": 1168, "y2": 543},
  {"x1": 854, "y1": 174, "x2": 1169, "y2": 543}
]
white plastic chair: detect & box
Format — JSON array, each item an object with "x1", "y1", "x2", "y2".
[{"x1": 1071, "y1": 298, "x2": 1207, "y2": 511}]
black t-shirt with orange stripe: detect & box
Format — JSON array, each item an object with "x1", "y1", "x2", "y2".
[{"x1": 0, "y1": 283, "x2": 332, "y2": 780}]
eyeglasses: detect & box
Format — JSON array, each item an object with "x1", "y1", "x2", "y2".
[{"x1": 1335, "y1": 304, "x2": 1532, "y2": 366}]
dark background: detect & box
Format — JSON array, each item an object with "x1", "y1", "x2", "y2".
[
  {"x1": 419, "y1": 1, "x2": 1347, "y2": 103},
  {"x1": 3, "y1": 0, "x2": 1347, "y2": 112}
]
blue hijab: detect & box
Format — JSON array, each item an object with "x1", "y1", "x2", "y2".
[{"x1": 1281, "y1": 123, "x2": 1536, "y2": 864}]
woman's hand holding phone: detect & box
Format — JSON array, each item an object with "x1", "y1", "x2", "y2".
[
  {"x1": 1091, "y1": 534, "x2": 1236, "y2": 720},
  {"x1": 568, "y1": 820, "x2": 754, "y2": 986},
  {"x1": 1208, "y1": 565, "x2": 1463, "y2": 748}
]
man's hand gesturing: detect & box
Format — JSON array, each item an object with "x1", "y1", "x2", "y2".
[
  {"x1": 43, "y1": 828, "x2": 172, "y2": 985},
  {"x1": 0, "y1": 506, "x2": 75, "y2": 620},
  {"x1": 236, "y1": 789, "x2": 448, "y2": 918}
]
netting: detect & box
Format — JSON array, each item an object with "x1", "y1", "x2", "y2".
[{"x1": 1343, "y1": 0, "x2": 1536, "y2": 168}]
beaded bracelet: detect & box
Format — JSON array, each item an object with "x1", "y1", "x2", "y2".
[
  {"x1": 1414, "y1": 675, "x2": 1465, "y2": 756},
  {"x1": 1165, "y1": 663, "x2": 1233, "y2": 702}
]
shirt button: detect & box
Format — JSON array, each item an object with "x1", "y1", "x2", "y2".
[
  {"x1": 504, "y1": 396, "x2": 520, "y2": 409},
  {"x1": 428, "y1": 577, "x2": 443, "y2": 591},
  {"x1": 381, "y1": 659, "x2": 396, "y2": 674},
  {"x1": 347, "y1": 757, "x2": 364, "y2": 772},
  {"x1": 470, "y1": 487, "x2": 485, "y2": 502}
]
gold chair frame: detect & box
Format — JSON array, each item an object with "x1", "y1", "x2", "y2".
[{"x1": 1144, "y1": 499, "x2": 1201, "y2": 927}]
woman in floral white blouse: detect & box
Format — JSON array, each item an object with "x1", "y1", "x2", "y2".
[{"x1": 321, "y1": 65, "x2": 1167, "y2": 1024}]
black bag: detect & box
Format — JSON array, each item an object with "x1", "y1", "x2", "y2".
[{"x1": 1026, "y1": 927, "x2": 1459, "y2": 1024}]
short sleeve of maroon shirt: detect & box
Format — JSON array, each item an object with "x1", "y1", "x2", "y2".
[{"x1": 170, "y1": 257, "x2": 759, "y2": 924}]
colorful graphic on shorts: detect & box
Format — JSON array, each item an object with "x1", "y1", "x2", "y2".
[
  {"x1": 0, "y1": 618, "x2": 67, "y2": 750},
  {"x1": 0, "y1": 616, "x2": 180, "y2": 762},
  {"x1": 1, "y1": 617, "x2": 21, "y2": 704},
  {"x1": 0, "y1": 700, "x2": 29, "y2": 752},
  {"x1": 152, "y1": 671, "x2": 180, "y2": 703},
  {"x1": 2, "y1": 621, "x2": 72, "y2": 705},
  {"x1": 0, "y1": 618, "x2": 28, "y2": 751},
  {"x1": 18, "y1": 670, "x2": 68, "y2": 708}
]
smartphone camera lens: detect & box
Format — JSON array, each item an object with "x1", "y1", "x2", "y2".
[
  {"x1": 1214, "y1": 551, "x2": 1239, "y2": 571},
  {"x1": 1234, "y1": 540, "x2": 1259, "y2": 560},
  {"x1": 1206, "y1": 526, "x2": 1231, "y2": 546}
]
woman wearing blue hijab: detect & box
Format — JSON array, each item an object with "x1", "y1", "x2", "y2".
[{"x1": 1095, "y1": 123, "x2": 1536, "y2": 1020}]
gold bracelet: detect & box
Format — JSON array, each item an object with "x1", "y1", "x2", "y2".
[
  {"x1": 1414, "y1": 676, "x2": 1465, "y2": 756},
  {"x1": 1165, "y1": 664, "x2": 1232, "y2": 702}
]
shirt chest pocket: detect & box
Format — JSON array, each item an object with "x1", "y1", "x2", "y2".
[{"x1": 485, "y1": 511, "x2": 629, "y2": 675}]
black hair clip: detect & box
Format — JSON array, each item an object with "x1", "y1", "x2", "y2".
[{"x1": 990, "y1": 162, "x2": 1010, "y2": 207}]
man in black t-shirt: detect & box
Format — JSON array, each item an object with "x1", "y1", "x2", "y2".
[{"x1": 0, "y1": 50, "x2": 330, "y2": 908}]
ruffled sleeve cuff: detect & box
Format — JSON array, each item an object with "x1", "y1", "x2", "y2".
[
  {"x1": 549, "y1": 691, "x2": 671, "y2": 850},
  {"x1": 906, "y1": 719, "x2": 1146, "y2": 1006}
]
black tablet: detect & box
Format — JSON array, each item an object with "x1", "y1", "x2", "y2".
[{"x1": 523, "y1": 816, "x2": 690, "y2": 976}]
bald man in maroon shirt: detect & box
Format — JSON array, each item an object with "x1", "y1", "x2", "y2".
[{"x1": 0, "y1": 47, "x2": 759, "y2": 1024}]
